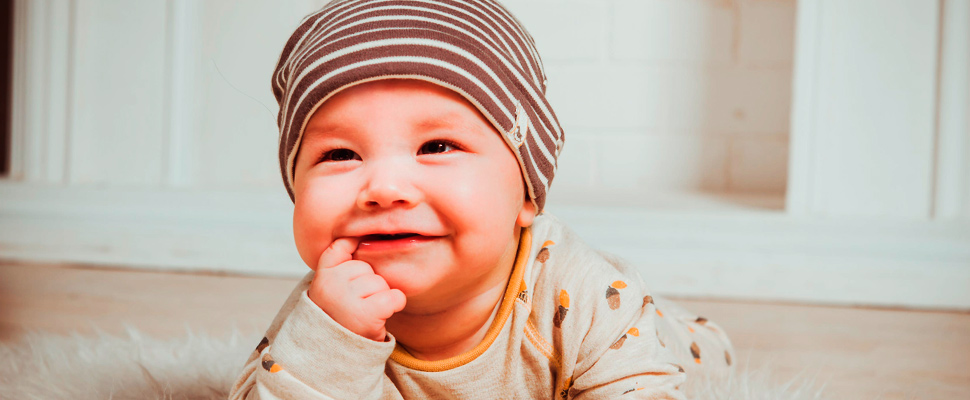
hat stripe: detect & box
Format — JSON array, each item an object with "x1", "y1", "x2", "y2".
[
  {"x1": 292, "y1": 6, "x2": 519, "y2": 84},
  {"x1": 292, "y1": 13, "x2": 565, "y2": 151},
  {"x1": 280, "y1": 37, "x2": 520, "y2": 152},
  {"x1": 274, "y1": 4, "x2": 357, "y2": 98},
  {"x1": 281, "y1": 0, "x2": 378, "y2": 87},
  {"x1": 274, "y1": 0, "x2": 563, "y2": 211},
  {"x1": 283, "y1": 1, "x2": 536, "y2": 107},
  {"x1": 522, "y1": 134, "x2": 550, "y2": 188},
  {"x1": 281, "y1": 3, "x2": 563, "y2": 148},
  {"x1": 449, "y1": 0, "x2": 539, "y2": 82},
  {"x1": 471, "y1": 0, "x2": 543, "y2": 83},
  {"x1": 526, "y1": 117, "x2": 557, "y2": 175},
  {"x1": 517, "y1": 142, "x2": 546, "y2": 205},
  {"x1": 279, "y1": 32, "x2": 526, "y2": 156},
  {"x1": 527, "y1": 128, "x2": 555, "y2": 183}
]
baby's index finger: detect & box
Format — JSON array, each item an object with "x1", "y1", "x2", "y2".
[{"x1": 317, "y1": 237, "x2": 360, "y2": 270}]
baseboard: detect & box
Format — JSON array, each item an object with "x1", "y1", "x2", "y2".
[
  {"x1": 2, "y1": 182, "x2": 968, "y2": 309},
  {"x1": 0, "y1": 182, "x2": 306, "y2": 276}
]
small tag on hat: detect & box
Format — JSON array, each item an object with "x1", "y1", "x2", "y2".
[{"x1": 510, "y1": 102, "x2": 528, "y2": 148}]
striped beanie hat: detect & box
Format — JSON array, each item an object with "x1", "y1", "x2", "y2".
[{"x1": 272, "y1": 0, "x2": 564, "y2": 212}]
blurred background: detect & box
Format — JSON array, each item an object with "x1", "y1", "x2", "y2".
[{"x1": 0, "y1": 0, "x2": 967, "y2": 309}]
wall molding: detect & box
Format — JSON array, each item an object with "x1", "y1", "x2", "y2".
[
  {"x1": 10, "y1": 0, "x2": 74, "y2": 183},
  {"x1": 935, "y1": 0, "x2": 970, "y2": 220},
  {"x1": 785, "y1": 0, "x2": 821, "y2": 217},
  {"x1": 2, "y1": 182, "x2": 967, "y2": 310},
  {"x1": 163, "y1": 0, "x2": 203, "y2": 188}
]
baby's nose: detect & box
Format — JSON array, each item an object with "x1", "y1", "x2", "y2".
[{"x1": 356, "y1": 163, "x2": 422, "y2": 210}]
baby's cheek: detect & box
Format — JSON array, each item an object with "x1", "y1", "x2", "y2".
[{"x1": 292, "y1": 214, "x2": 330, "y2": 269}]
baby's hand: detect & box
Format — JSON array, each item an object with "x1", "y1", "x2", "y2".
[{"x1": 308, "y1": 238, "x2": 407, "y2": 341}]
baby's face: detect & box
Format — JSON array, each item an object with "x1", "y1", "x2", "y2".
[{"x1": 291, "y1": 79, "x2": 535, "y2": 310}]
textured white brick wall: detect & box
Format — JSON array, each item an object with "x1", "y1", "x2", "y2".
[
  {"x1": 14, "y1": 0, "x2": 795, "y2": 203},
  {"x1": 503, "y1": 0, "x2": 796, "y2": 204}
]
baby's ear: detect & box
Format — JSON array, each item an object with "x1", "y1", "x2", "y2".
[{"x1": 516, "y1": 198, "x2": 537, "y2": 228}]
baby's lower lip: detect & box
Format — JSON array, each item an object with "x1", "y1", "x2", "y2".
[{"x1": 356, "y1": 235, "x2": 438, "y2": 252}]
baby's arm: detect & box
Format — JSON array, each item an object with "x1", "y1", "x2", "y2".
[
  {"x1": 227, "y1": 240, "x2": 406, "y2": 400},
  {"x1": 567, "y1": 296, "x2": 688, "y2": 400},
  {"x1": 555, "y1": 264, "x2": 689, "y2": 399}
]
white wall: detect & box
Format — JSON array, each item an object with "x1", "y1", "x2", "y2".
[
  {"x1": 511, "y1": 0, "x2": 795, "y2": 200},
  {"x1": 2, "y1": 0, "x2": 969, "y2": 309},
  {"x1": 12, "y1": 0, "x2": 797, "y2": 199}
]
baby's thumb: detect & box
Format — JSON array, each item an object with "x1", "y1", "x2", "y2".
[
  {"x1": 366, "y1": 288, "x2": 407, "y2": 321},
  {"x1": 316, "y1": 237, "x2": 360, "y2": 271}
]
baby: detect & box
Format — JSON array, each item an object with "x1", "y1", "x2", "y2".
[{"x1": 230, "y1": 1, "x2": 732, "y2": 399}]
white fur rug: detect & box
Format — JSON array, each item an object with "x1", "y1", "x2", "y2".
[{"x1": 0, "y1": 328, "x2": 829, "y2": 399}]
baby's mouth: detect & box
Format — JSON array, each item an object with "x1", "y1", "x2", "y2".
[
  {"x1": 356, "y1": 233, "x2": 436, "y2": 252},
  {"x1": 360, "y1": 233, "x2": 421, "y2": 241}
]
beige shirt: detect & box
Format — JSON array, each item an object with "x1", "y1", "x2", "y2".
[{"x1": 229, "y1": 214, "x2": 733, "y2": 399}]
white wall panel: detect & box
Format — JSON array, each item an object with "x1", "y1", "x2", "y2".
[
  {"x1": 10, "y1": 0, "x2": 73, "y2": 183},
  {"x1": 668, "y1": 67, "x2": 793, "y2": 135},
  {"x1": 597, "y1": 133, "x2": 729, "y2": 193},
  {"x1": 69, "y1": 0, "x2": 169, "y2": 186},
  {"x1": 936, "y1": 0, "x2": 970, "y2": 220},
  {"x1": 792, "y1": 0, "x2": 939, "y2": 219},
  {"x1": 195, "y1": 0, "x2": 323, "y2": 190},
  {"x1": 544, "y1": 64, "x2": 669, "y2": 131},
  {"x1": 164, "y1": 0, "x2": 204, "y2": 188},
  {"x1": 786, "y1": 0, "x2": 821, "y2": 216},
  {"x1": 518, "y1": 0, "x2": 795, "y2": 196},
  {"x1": 502, "y1": 0, "x2": 609, "y2": 62},
  {"x1": 548, "y1": 133, "x2": 597, "y2": 191},
  {"x1": 612, "y1": 0, "x2": 734, "y2": 65}
]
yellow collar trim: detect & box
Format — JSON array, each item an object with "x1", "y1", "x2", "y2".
[{"x1": 389, "y1": 227, "x2": 532, "y2": 371}]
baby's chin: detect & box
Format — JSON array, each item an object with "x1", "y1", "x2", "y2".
[{"x1": 359, "y1": 256, "x2": 444, "y2": 297}]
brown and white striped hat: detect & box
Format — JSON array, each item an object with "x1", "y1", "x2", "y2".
[{"x1": 273, "y1": 0, "x2": 564, "y2": 212}]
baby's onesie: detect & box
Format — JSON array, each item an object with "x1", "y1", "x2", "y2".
[{"x1": 229, "y1": 214, "x2": 733, "y2": 399}]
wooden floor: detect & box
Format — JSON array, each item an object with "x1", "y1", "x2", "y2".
[{"x1": 1, "y1": 261, "x2": 968, "y2": 399}]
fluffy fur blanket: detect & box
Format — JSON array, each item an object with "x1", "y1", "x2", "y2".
[{"x1": 0, "y1": 328, "x2": 828, "y2": 399}]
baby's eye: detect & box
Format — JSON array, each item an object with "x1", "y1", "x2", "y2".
[
  {"x1": 318, "y1": 148, "x2": 361, "y2": 163},
  {"x1": 418, "y1": 140, "x2": 459, "y2": 155}
]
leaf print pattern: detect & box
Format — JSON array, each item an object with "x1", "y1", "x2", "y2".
[
  {"x1": 537, "y1": 240, "x2": 555, "y2": 263},
  {"x1": 642, "y1": 295, "x2": 663, "y2": 317},
  {"x1": 261, "y1": 352, "x2": 282, "y2": 373},
  {"x1": 255, "y1": 336, "x2": 269, "y2": 354},
  {"x1": 606, "y1": 280, "x2": 626, "y2": 310},
  {"x1": 690, "y1": 342, "x2": 702, "y2": 364},
  {"x1": 537, "y1": 248, "x2": 550, "y2": 263},
  {"x1": 609, "y1": 327, "x2": 640, "y2": 350},
  {"x1": 554, "y1": 289, "x2": 570, "y2": 328}
]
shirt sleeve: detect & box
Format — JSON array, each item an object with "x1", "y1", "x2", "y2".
[
  {"x1": 228, "y1": 273, "x2": 404, "y2": 400},
  {"x1": 562, "y1": 260, "x2": 688, "y2": 399},
  {"x1": 651, "y1": 294, "x2": 735, "y2": 373}
]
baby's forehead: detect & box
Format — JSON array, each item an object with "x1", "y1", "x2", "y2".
[{"x1": 302, "y1": 82, "x2": 499, "y2": 139}]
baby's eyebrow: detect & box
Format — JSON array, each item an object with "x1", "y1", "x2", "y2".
[
  {"x1": 301, "y1": 124, "x2": 351, "y2": 143},
  {"x1": 414, "y1": 113, "x2": 486, "y2": 136}
]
